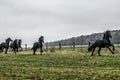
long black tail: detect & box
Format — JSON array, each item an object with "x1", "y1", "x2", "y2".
[{"x1": 88, "y1": 43, "x2": 95, "y2": 52}]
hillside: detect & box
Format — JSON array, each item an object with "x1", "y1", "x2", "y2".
[{"x1": 48, "y1": 30, "x2": 120, "y2": 47}]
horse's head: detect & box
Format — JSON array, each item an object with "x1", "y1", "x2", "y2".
[
  {"x1": 106, "y1": 30, "x2": 112, "y2": 38},
  {"x1": 40, "y1": 36, "x2": 44, "y2": 40},
  {"x1": 18, "y1": 39, "x2": 22, "y2": 43},
  {"x1": 19, "y1": 39, "x2": 22, "y2": 42},
  {"x1": 38, "y1": 36, "x2": 44, "y2": 43},
  {"x1": 103, "y1": 30, "x2": 112, "y2": 39},
  {"x1": 103, "y1": 30, "x2": 112, "y2": 44},
  {"x1": 14, "y1": 39, "x2": 18, "y2": 43},
  {"x1": 6, "y1": 37, "x2": 13, "y2": 43}
]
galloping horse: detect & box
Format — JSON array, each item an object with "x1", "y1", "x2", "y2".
[
  {"x1": 32, "y1": 36, "x2": 44, "y2": 55},
  {"x1": 0, "y1": 37, "x2": 13, "y2": 54},
  {"x1": 88, "y1": 31, "x2": 115, "y2": 56},
  {"x1": 18, "y1": 39, "x2": 22, "y2": 51},
  {"x1": 10, "y1": 39, "x2": 19, "y2": 54},
  {"x1": 10, "y1": 39, "x2": 22, "y2": 52}
]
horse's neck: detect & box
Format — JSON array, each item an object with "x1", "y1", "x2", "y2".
[
  {"x1": 6, "y1": 41, "x2": 10, "y2": 46},
  {"x1": 15, "y1": 41, "x2": 17, "y2": 44},
  {"x1": 103, "y1": 33, "x2": 109, "y2": 39},
  {"x1": 39, "y1": 39, "x2": 43, "y2": 43},
  {"x1": 103, "y1": 37, "x2": 111, "y2": 44},
  {"x1": 19, "y1": 41, "x2": 22, "y2": 45}
]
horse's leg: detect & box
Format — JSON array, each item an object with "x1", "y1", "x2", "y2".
[
  {"x1": 12, "y1": 48, "x2": 13, "y2": 51},
  {"x1": 13, "y1": 48, "x2": 16, "y2": 54},
  {"x1": 1, "y1": 48, "x2": 3, "y2": 52},
  {"x1": 17, "y1": 48, "x2": 18, "y2": 52},
  {"x1": 91, "y1": 47, "x2": 96, "y2": 56},
  {"x1": 40, "y1": 47, "x2": 43, "y2": 55},
  {"x1": 110, "y1": 44, "x2": 115, "y2": 52},
  {"x1": 5, "y1": 48, "x2": 8, "y2": 54},
  {"x1": 107, "y1": 46, "x2": 114, "y2": 54},
  {"x1": 20, "y1": 47, "x2": 22, "y2": 51},
  {"x1": 33, "y1": 48, "x2": 37, "y2": 55},
  {"x1": 15, "y1": 48, "x2": 18, "y2": 54},
  {"x1": 98, "y1": 47, "x2": 102, "y2": 56},
  {"x1": 40, "y1": 46, "x2": 43, "y2": 55}
]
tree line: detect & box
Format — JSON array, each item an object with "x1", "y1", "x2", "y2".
[{"x1": 47, "y1": 30, "x2": 120, "y2": 47}]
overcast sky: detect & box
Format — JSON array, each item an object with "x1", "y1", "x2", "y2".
[{"x1": 0, "y1": 0, "x2": 120, "y2": 45}]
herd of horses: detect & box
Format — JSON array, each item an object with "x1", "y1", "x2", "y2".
[
  {"x1": 0, "y1": 38, "x2": 22, "y2": 54},
  {"x1": 0, "y1": 36, "x2": 44, "y2": 55},
  {"x1": 0, "y1": 31, "x2": 115, "y2": 56}
]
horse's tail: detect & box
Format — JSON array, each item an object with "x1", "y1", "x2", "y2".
[{"x1": 88, "y1": 43, "x2": 95, "y2": 52}]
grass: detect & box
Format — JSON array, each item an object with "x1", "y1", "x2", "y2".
[{"x1": 0, "y1": 49, "x2": 120, "y2": 80}]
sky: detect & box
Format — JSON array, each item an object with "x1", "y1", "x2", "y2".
[{"x1": 0, "y1": 0, "x2": 120, "y2": 45}]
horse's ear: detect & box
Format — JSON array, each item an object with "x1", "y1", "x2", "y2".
[{"x1": 41, "y1": 36, "x2": 44, "y2": 38}]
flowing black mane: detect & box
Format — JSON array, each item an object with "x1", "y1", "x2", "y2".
[
  {"x1": 103, "y1": 30, "x2": 112, "y2": 44},
  {"x1": 38, "y1": 36, "x2": 44, "y2": 46}
]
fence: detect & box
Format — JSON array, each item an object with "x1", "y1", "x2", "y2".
[{"x1": 21, "y1": 42, "x2": 120, "y2": 53}]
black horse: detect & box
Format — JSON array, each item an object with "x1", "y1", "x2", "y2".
[
  {"x1": 10, "y1": 39, "x2": 19, "y2": 54},
  {"x1": 10, "y1": 39, "x2": 22, "y2": 52},
  {"x1": 18, "y1": 39, "x2": 22, "y2": 51},
  {"x1": 0, "y1": 37, "x2": 13, "y2": 54},
  {"x1": 0, "y1": 44, "x2": 4, "y2": 52},
  {"x1": 32, "y1": 36, "x2": 44, "y2": 55},
  {"x1": 88, "y1": 31, "x2": 115, "y2": 56}
]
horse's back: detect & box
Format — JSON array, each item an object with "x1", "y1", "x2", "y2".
[
  {"x1": 33, "y1": 42, "x2": 39, "y2": 48},
  {"x1": 95, "y1": 39, "x2": 110, "y2": 47},
  {"x1": 95, "y1": 39, "x2": 102, "y2": 44},
  {"x1": 1, "y1": 42, "x2": 6, "y2": 47}
]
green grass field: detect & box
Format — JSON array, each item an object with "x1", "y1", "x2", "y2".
[{"x1": 0, "y1": 48, "x2": 120, "y2": 80}]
